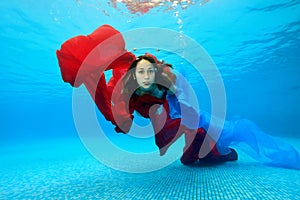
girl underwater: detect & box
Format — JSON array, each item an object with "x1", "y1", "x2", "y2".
[{"x1": 56, "y1": 25, "x2": 300, "y2": 169}]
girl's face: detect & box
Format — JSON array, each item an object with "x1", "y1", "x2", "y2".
[{"x1": 135, "y1": 59, "x2": 155, "y2": 90}]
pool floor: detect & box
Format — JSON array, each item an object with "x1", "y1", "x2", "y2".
[{"x1": 1, "y1": 137, "x2": 300, "y2": 199}]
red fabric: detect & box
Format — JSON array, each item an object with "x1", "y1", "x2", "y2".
[
  {"x1": 128, "y1": 91, "x2": 222, "y2": 160},
  {"x1": 56, "y1": 24, "x2": 135, "y2": 87},
  {"x1": 84, "y1": 73, "x2": 115, "y2": 123},
  {"x1": 129, "y1": 94, "x2": 166, "y2": 118},
  {"x1": 56, "y1": 25, "x2": 136, "y2": 127}
]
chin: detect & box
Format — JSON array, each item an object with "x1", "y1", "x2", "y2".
[
  {"x1": 140, "y1": 85, "x2": 153, "y2": 91},
  {"x1": 142, "y1": 86, "x2": 150, "y2": 90}
]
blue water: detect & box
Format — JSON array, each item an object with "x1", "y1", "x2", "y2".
[
  {"x1": 0, "y1": 0, "x2": 299, "y2": 142},
  {"x1": 0, "y1": 0, "x2": 300, "y2": 199}
]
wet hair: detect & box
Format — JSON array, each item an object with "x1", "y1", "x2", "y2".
[
  {"x1": 130, "y1": 55, "x2": 158, "y2": 71},
  {"x1": 122, "y1": 54, "x2": 174, "y2": 96}
]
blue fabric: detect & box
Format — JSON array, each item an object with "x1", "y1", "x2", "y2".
[
  {"x1": 167, "y1": 71, "x2": 200, "y2": 130},
  {"x1": 167, "y1": 72, "x2": 300, "y2": 170}
]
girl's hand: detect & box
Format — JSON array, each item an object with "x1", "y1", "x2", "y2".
[{"x1": 114, "y1": 117, "x2": 132, "y2": 134}]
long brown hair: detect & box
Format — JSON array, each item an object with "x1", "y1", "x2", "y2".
[{"x1": 122, "y1": 54, "x2": 175, "y2": 96}]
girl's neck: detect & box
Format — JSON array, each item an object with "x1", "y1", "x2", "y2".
[{"x1": 136, "y1": 84, "x2": 164, "y2": 99}]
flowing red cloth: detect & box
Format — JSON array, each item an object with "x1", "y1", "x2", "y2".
[
  {"x1": 56, "y1": 24, "x2": 135, "y2": 87},
  {"x1": 56, "y1": 24, "x2": 136, "y2": 123}
]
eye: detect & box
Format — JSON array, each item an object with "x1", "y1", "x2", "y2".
[
  {"x1": 148, "y1": 69, "x2": 155, "y2": 74},
  {"x1": 137, "y1": 70, "x2": 144, "y2": 74}
]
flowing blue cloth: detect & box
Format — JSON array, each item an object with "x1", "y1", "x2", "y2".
[{"x1": 167, "y1": 71, "x2": 300, "y2": 170}]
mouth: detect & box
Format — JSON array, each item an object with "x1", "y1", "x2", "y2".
[{"x1": 143, "y1": 82, "x2": 151, "y2": 86}]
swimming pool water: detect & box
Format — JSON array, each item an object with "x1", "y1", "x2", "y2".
[
  {"x1": 0, "y1": 0, "x2": 300, "y2": 199},
  {"x1": 1, "y1": 0, "x2": 299, "y2": 140}
]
